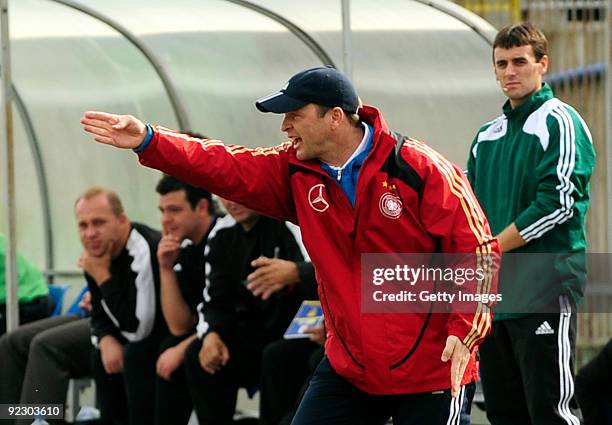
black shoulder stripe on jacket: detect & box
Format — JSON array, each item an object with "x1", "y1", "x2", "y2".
[
  {"x1": 382, "y1": 131, "x2": 424, "y2": 202},
  {"x1": 288, "y1": 163, "x2": 301, "y2": 176}
]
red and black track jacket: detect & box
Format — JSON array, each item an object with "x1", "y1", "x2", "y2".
[{"x1": 137, "y1": 105, "x2": 499, "y2": 394}]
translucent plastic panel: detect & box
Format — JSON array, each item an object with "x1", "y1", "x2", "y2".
[
  {"x1": 0, "y1": 103, "x2": 45, "y2": 268},
  {"x1": 247, "y1": 0, "x2": 505, "y2": 163},
  {"x1": 72, "y1": 0, "x2": 325, "y2": 146},
  {"x1": 9, "y1": 0, "x2": 179, "y2": 272},
  {"x1": 67, "y1": 0, "x2": 503, "y2": 162}
]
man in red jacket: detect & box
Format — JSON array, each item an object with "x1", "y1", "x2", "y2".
[{"x1": 81, "y1": 66, "x2": 498, "y2": 425}]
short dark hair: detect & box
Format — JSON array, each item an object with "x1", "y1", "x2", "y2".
[
  {"x1": 493, "y1": 22, "x2": 548, "y2": 62},
  {"x1": 156, "y1": 175, "x2": 213, "y2": 213},
  {"x1": 315, "y1": 105, "x2": 361, "y2": 127}
]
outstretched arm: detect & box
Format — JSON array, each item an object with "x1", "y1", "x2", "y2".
[
  {"x1": 81, "y1": 111, "x2": 297, "y2": 223},
  {"x1": 81, "y1": 111, "x2": 147, "y2": 149}
]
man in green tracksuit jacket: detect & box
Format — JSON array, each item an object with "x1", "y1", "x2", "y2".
[
  {"x1": 467, "y1": 22, "x2": 595, "y2": 425},
  {"x1": 0, "y1": 233, "x2": 50, "y2": 335}
]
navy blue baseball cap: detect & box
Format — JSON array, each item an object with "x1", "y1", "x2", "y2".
[{"x1": 256, "y1": 66, "x2": 359, "y2": 114}]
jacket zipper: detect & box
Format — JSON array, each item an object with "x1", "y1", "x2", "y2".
[
  {"x1": 320, "y1": 282, "x2": 365, "y2": 369},
  {"x1": 389, "y1": 301, "x2": 434, "y2": 369}
]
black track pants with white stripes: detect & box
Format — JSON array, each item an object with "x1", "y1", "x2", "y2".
[{"x1": 479, "y1": 295, "x2": 583, "y2": 425}]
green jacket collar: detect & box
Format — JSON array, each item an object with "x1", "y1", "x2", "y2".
[{"x1": 502, "y1": 83, "x2": 554, "y2": 120}]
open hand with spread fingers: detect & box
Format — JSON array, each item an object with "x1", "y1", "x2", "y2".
[{"x1": 81, "y1": 111, "x2": 147, "y2": 149}]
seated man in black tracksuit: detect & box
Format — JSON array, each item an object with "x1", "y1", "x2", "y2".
[
  {"x1": 76, "y1": 186, "x2": 168, "y2": 425},
  {"x1": 153, "y1": 175, "x2": 219, "y2": 425},
  {"x1": 184, "y1": 198, "x2": 316, "y2": 425}
]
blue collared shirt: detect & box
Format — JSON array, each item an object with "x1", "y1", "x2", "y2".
[{"x1": 320, "y1": 122, "x2": 373, "y2": 207}]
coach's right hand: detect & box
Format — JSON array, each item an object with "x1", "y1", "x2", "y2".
[{"x1": 81, "y1": 111, "x2": 147, "y2": 149}]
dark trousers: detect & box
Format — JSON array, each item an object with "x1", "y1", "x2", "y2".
[
  {"x1": 17, "y1": 318, "x2": 91, "y2": 425},
  {"x1": 291, "y1": 356, "x2": 474, "y2": 425},
  {"x1": 92, "y1": 344, "x2": 127, "y2": 425},
  {"x1": 259, "y1": 339, "x2": 322, "y2": 425},
  {"x1": 0, "y1": 295, "x2": 52, "y2": 335},
  {"x1": 479, "y1": 295, "x2": 583, "y2": 425},
  {"x1": 575, "y1": 338, "x2": 612, "y2": 425},
  {"x1": 279, "y1": 347, "x2": 326, "y2": 425},
  {"x1": 155, "y1": 335, "x2": 194, "y2": 425},
  {"x1": 92, "y1": 336, "x2": 161, "y2": 425},
  {"x1": 0, "y1": 315, "x2": 91, "y2": 425},
  {"x1": 0, "y1": 315, "x2": 90, "y2": 405},
  {"x1": 184, "y1": 335, "x2": 265, "y2": 425}
]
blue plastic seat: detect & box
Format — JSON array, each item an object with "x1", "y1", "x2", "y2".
[
  {"x1": 66, "y1": 286, "x2": 90, "y2": 318},
  {"x1": 48, "y1": 283, "x2": 70, "y2": 316}
]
